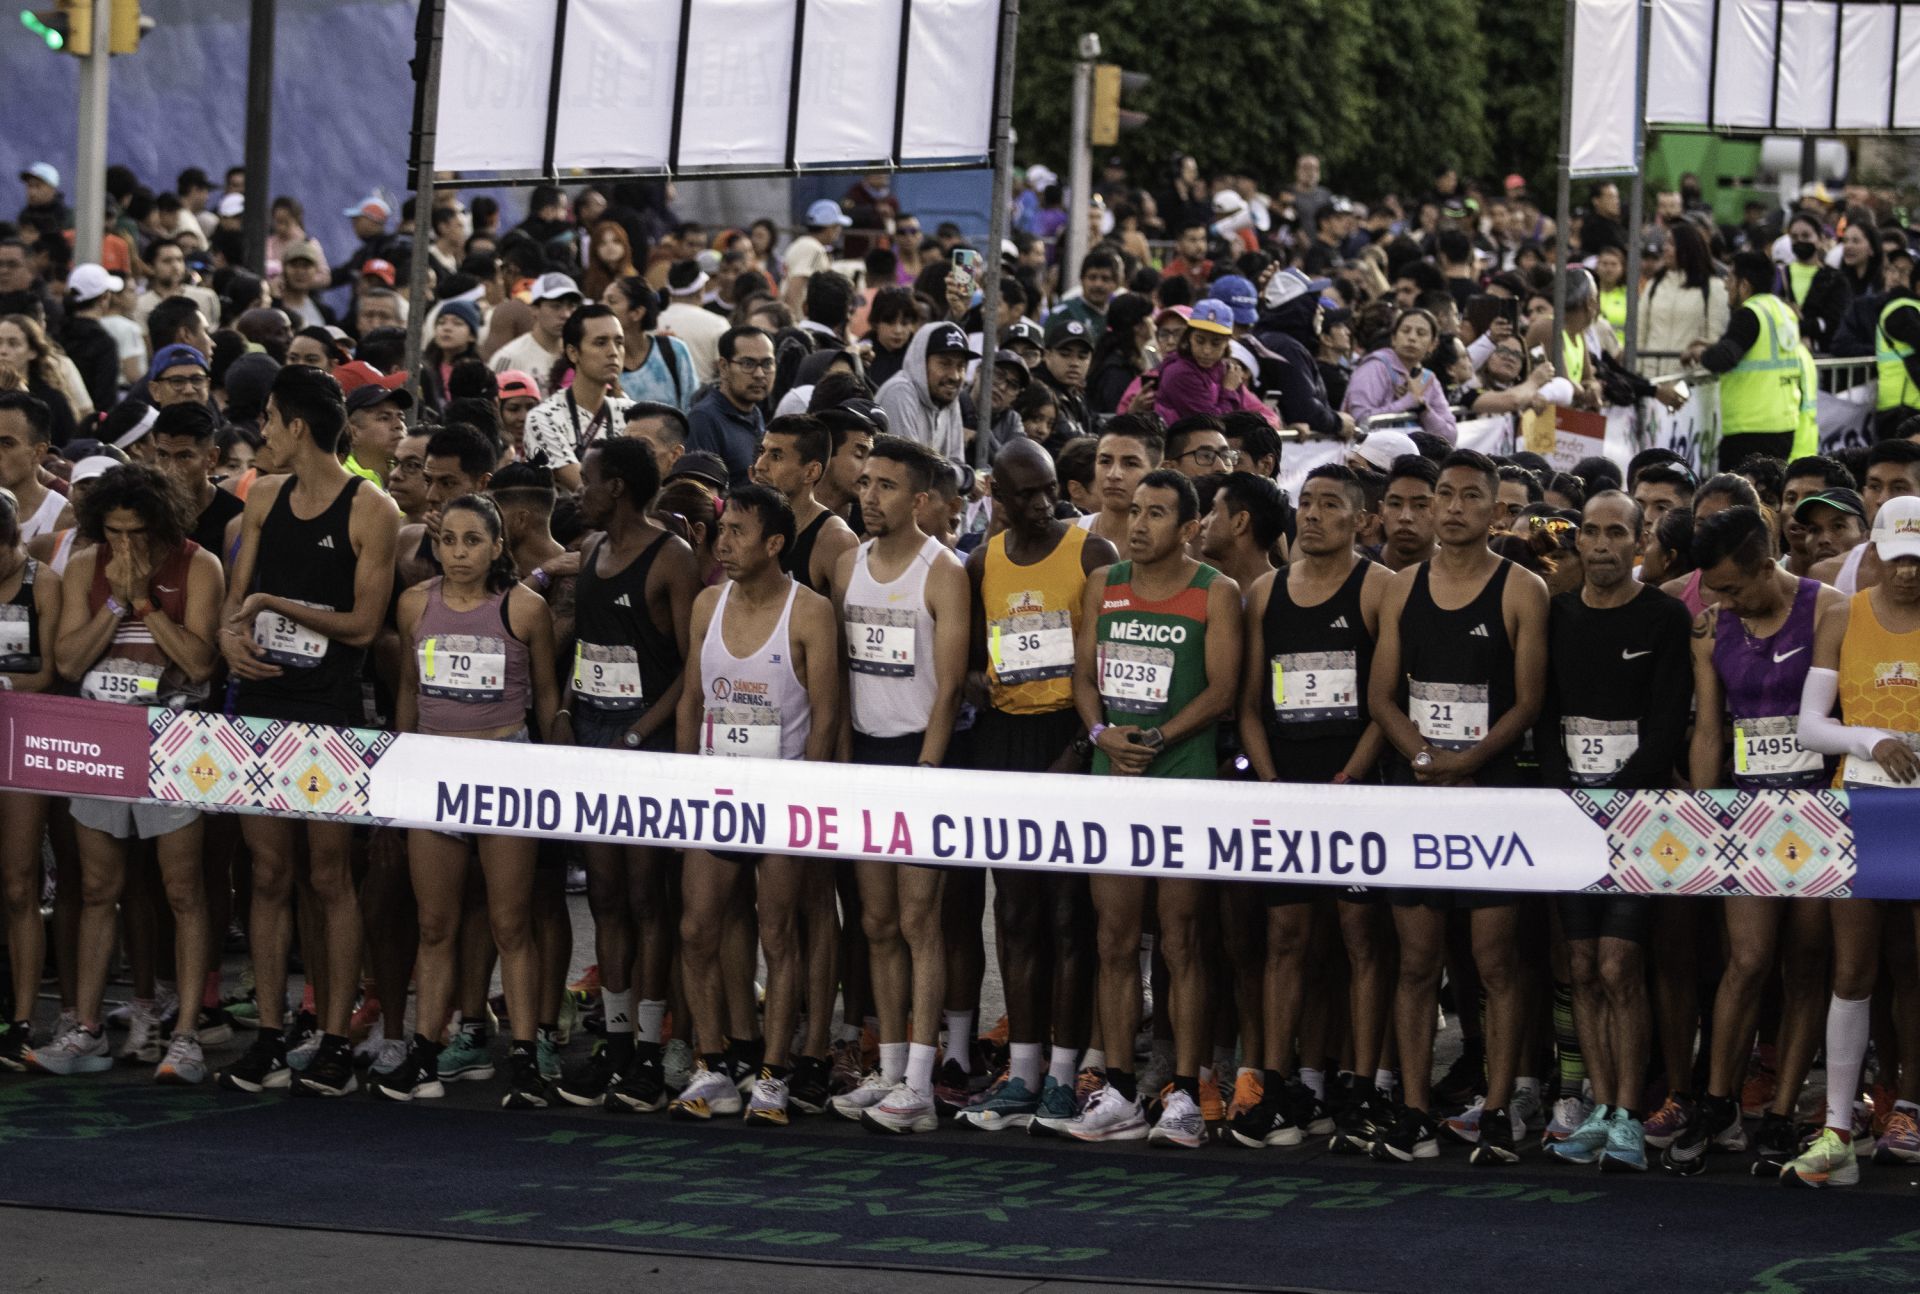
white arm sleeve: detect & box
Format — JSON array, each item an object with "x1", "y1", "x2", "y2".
[
  {"x1": 1797, "y1": 666, "x2": 1893, "y2": 761},
  {"x1": 1466, "y1": 333, "x2": 1496, "y2": 369},
  {"x1": 1536, "y1": 376, "x2": 1577, "y2": 407}
]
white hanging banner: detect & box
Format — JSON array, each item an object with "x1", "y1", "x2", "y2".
[
  {"x1": 1569, "y1": 0, "x2": 1640, "y2": 175},
  {"x1": 549, "y1": 0, "x2": 683, "y2": 171},
  {"x1": 436, "y1": 0, "x2": 556, "y2": 172},
  {"x1": 795, "y1": 0, "x2": 905, "y2": 165}
]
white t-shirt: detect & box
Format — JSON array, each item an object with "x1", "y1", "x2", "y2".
[
  {"x1": 489, "y1": 331, "x2": 563, "y2": 397},
  {"x1": 100, "y1": 314, "x2": 147, "y2": 376},
  {"x1": 659, "y1": 302, "x2": 730, "y2": 385},
  {"x1": 784, "y1": 235, "x2": 832, "y2": 280}
]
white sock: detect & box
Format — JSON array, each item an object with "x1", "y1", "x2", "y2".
[
  {"x1": 1300, "y1": 1066, "x2": 1327, "y2": 1101},
  {"x1": 1826, "y1": 994, "x2": 1872, "y2": 1133},
  {"x1": 602, "y1": 989, "x2": 633, "y2": 1035},
  {"x1": 906, "y1": 1042, "x2": 938, "y2": 1094},
  {"x1": 635, "y1": 1000, "x2": 666, "y2": 1045},
  {"x1": 1048, "y1": 1047, "x2": 1078, "y2": 1087},
  {"x1": 879, "y1": 1040, "x2": 909, "y2": 1084},
  {"x1": 1374, "y1": 1067, "x2": 1395, "y2": 1094},
  {"x1": 1011, "y1": 1042, "x2": 1044, "y2": 1090},
  {"x1": 1082, "y1": 1047, "x2": 1107, "y2": 1073},
  {"x1": 944, "y1": 1010, "x2": 975, "y2": 1071}
]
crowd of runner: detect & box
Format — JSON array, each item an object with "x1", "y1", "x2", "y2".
[{"x1": 3, "y1": 158, "x2": 1920, "y2": 1192}]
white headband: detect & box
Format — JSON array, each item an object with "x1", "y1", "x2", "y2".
[{"x1": 113, "y1": 402, "x2": 161, "y2": 450}]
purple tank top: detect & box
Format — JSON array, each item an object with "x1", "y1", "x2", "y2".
[
  {"x1": 412, "y1": 578, "x2": 532, "y2": 733},
  {"x1": 1711, "y1": 576, "x2": 1823, "y2": 789}
]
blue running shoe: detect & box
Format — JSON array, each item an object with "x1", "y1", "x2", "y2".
[
  {"x1": 1028, "y1": 1074, "x2": 1081, "y2": 1137},
  {"x1": 961, "y1": 1075, "x2": 1040, "y2": 1131},
  {"x1": 1546, "y1": 1103, "x2": 1612, "y2": 1166},
  {"x1": 1600, "y1": 1108, "x2": 1649, "y2": 1173}
]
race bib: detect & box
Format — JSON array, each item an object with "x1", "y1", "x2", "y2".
[
  {"x1": 1562, "y1": 716, "x2": 1639, "y2": 785},
  {"x1": 846, "y1": 605, "x2": 916, "y2": 677},
  {"x1": 0, "y1": 605, "x2": 33, "y2": 667},
  {"x1": 573, "y1": 642, "x2": 643, "y2": 710},
  {"x1": 1410, "y1": 679, "x2": 1489, "y2": 749},
  {"x1": 1732, "y1": 714, "x2": 1822, "y2": 785},
  {"x1": 702, "y1": 704, "x2": 783, "y2": 759},
  {"x1": 254, "y1": 601, "x2": 330, "y2": 668},
  {"x1": 418, "y1": 633, "x2": 507, "y2": 704},
  {"x1": 989, "y1": 611, "x2": 1074, "y2": 684},
  {"x1": 81, "y1": 656, "x2": 161, "y2": 704},
  {"x1": 1271, "y1": 650, "x2": 1359, "y2": 723},
  {"x1": 1844, "y1": 732, "x2": 1920, "y2": 789},
  {"x1": 1099, "y1": 643, "x2": 1173, "y2": 714}
]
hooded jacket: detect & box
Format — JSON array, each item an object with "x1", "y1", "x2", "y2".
[
  {"x1": 1253, "y1": 295, "x2": 1342, "y2": 436},
  {"x1": 876, "y1": 322, "x2": 967, "y2": 464}
]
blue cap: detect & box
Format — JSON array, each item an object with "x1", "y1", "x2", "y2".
[
  {"x1": 1186, "y1": 299, "x2": 1236, "y2": 336},
  {"x1": 1209, "y1": 274, "x2": 1259, "y2": 325},
  {"x1": 148, "y1": 344, "x2": 208, "y2": 381},
  {"x1": 805, "y1": 199, "x2": 853, "y2": 228}
]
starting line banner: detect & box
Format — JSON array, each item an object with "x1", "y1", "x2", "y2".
[{"x1": 3, "y1": 693, "x2": 1918, "y2": 899}]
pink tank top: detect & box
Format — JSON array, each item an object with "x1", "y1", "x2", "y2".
[{"x1": 412, "y1": 578, "x2": 532, "y2": 733}]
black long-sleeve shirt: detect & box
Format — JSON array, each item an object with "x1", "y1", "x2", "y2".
[{"x1": 1537, "y1": 585, "x2": 1694, "y2": 790}]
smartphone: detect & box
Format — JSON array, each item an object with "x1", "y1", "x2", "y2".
[
  {"x1": 1465, "y1": 294, "x2": 1518, "y2": 336},
  {"x1": 951, "y1": 248, "x2": 983, "y2": 279},
  {"x1": 1528, "y1": 345, "x2": 1546, "y2": 365}
]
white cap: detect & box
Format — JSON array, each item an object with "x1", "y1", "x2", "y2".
[
  {"x1": 1227, "y1": 340, "x2": 1259, "y2": 376},
  {"x1": 1350, "y1": 430, "x2": 1421, "y2": 472},
  {"x1": 529, "y1": 272, "x2": 583, "y2": 303},
  {"x1": 68, "y1": 263, "x2": 124, "y2": 302},
  {"x1": 71, "y1": 455, "x2": 123, "y2": 484},
  {"x1": 1026, "y1": 164, "x2": 1058, "y2": 190},
  {"x1": 1212, "y1": 189, "x2": 1247, "y2": 215},
  {"x1": 216, "y1": 192, "x2": 245, "y2": 218},
  {"x1": 805, "y1": 198, "x2": 853, "y2": 228},
  {"x1": 21, "y1": 162, "x2": 58, "y2": 189},
  {"x1": 1873, "y1": 495, "x2": 1920, "y2": 561}
]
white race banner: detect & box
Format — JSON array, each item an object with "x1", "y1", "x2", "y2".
[
  {"x1": 1456, "y1": 414, "x2": 1515, "y2": 457},
  {"x1": 1277, "y1": 440, "x2": 1346, "y2": 501}
]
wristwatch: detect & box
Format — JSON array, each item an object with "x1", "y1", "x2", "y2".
[{"x1": 1412, "y1": 749, "x2": 1434, "y2": 771}]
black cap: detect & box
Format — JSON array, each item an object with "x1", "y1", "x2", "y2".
[
  {"x1": 665, "y1": 450, "x2": 729, "y2": 491},
  {"x1": 925, "y1": 322, "x2": 980, "y2": 359},
  {"x1": 1001, "y1": 318, "x2": 1045, "y2": 349},
  {"x1": 346, "y1": 383, "x2": 415, "y2": 413},
  {"x1": 1793, "y1": 487, "x2": 1866, "y2": 521},
  {"x1": 992, "y1": 351, "x2": 1032, "y2": 387}
]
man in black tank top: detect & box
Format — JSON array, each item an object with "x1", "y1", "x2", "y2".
[
  {"x1": 217, "y1": 365, "x2": 400, "y2": 1098},
  {"x1": 552, "y1": 438, "x2": 703, "y2": 1113},
  {"x1": 753, "y1": 414, "x2": 855, "y2": 594},
  {"x1": 1366, "y1": 449, "x2": 1549, "y2": 1167},
  {"x1": 1233, "y1": 464, "x2": 1396, "y2": 1151}
]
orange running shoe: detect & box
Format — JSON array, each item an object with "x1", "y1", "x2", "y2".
[
  {"x1": 1200, "y1": 1074, "x2": 1227, "y2": 1125},
  {"x1": 1869, "y1": 1083, "x2": 1899, "y2": 1138},
  {"x1": 1229, "y1": 1068, "x2": 1265, "y2": 1121},
  {"x1": 985, "y1": 1014, "x2": 1009, "y2": 1047},
  {"x1": 567, "y1": 964, "x2": 601, "y2": 999},
  {"x1": 1740, "y1": 1062, "x2": 1777, "y2": 1118}
]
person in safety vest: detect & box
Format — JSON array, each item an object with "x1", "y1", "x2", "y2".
[
  {"x1": 1871, "y1": 284, "x2": 1920, "y2": 442},
  {"x1": 1683, "y1": 251, "x2": 1808, "y2": 473}
]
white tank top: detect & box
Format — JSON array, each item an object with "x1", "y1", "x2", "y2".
[
  {"x1": 698, "y1": 579, "x2": 810, "y2": 761},
  {"x1": 19, "y1": 489, "x2": 64, "y2": 543},
  {"x1": 1837, "y1": 541, "x2": 1867, "y2": 594},
  {"x1": 846, "y1": 534, "x2": 945, "y2": 739}
]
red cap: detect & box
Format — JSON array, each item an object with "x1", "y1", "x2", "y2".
[
  {"x1": 360, "y1": 258, "x2": 397, "y2": 287},
  {"x1": 334, "y1": 361, "x2": 405, "y2": 395},
  {"x1": 495, "y1": 370, "x2": 540, "y2": 402}
]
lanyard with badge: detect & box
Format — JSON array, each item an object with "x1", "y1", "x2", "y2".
[{"x1": 567, "y1": 389, "x2": 610, "y2": 457}]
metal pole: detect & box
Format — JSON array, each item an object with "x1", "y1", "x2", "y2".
[
  {"x1": 1621, "y1": 0, "x2": 1652, "y2": 375},
  {"x1": 974, "y1": 0, "x2": 1021, "y2": 469},
  {"x1": 1062, "y1": 38, "x2": 1095, "y2": 307},
  {"x1": 72, "y1": 0, "x2": 111, "y2": 267},
  {"x1": 242, "y1": 0, "x2": 275, "y2": 275},
  {"x1": 403, "y1": 0, "x2": 447, "y2": 397},
  {"x1": 1552, "y1": 0, "x2": 1576, "y2": 379}
]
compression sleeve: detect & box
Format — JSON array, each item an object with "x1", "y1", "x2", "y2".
[{"x1": 1797, "y1": 666, "x2": 1893, "y2": 761}]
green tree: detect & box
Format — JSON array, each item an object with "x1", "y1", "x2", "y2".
[{"x1": 1480, "y1": 0, "x2": 1563, "y2": 194}]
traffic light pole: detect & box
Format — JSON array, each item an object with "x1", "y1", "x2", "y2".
[
  {"x1": 73, "y1": 0, "x2": 111, "y2": 265},
  {"x1": 973, "y1": 0, "x2": 1021, "y2": 469},
  {"x1": 242, "y1": 0, "x2": 276, "y2": 275},
  {"x1": 1062, "y1": 34, "x2": 1097, "y2": 300}
]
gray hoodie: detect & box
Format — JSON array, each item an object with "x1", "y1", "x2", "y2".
[{"x1": 876, "y1": 322, "x2": 966, "y2": 464}]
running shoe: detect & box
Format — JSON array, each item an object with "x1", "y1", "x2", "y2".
[
  {"x1": 371, "y1": 1045, "x2": 447, "y2": 1103},
  {"x1": 788, "y1": 1054, "x2": 830, "y2": 1115},
  {"x1": 554, "y1": 1045, "x2": 619, "y2": 1107},
  {"x1": 1028, "y1": 1074, "x2": 1082, "y2": 1137},
  {"x1": 1074, "y1": 1066, "x2": 1106, "y2": 1110},
  {"x1": 26, "y1": 1025, "x2": 111, "y2": 1076},
  {"x1": 368, "y1": 1039, "x2": 409, "y2": 1076},
  {"x1": 670, "y1": 1063, "x2": 743, "y2": 1121},
  {"x1": 118, "y1": 1000, "x2": 164, "y2": 1065},
  {"x1": 1138, "y1": 1045, "x2": 1172, "y2": 1100},
  {"x1": 536, "y1": 1031, "x2": 562, "y2": 1084},
  {"x1": 438, "y1": 1029, "x2": 495, "y2": 1082},
  {"x1": 864, "y1": 1082, "x2": 939, "y2": 1134},
  {"x1": 1749, "y1": 1111, "x2": 1800, "y2": 1173},
  {"x1": 1372, "y1": 1107, "x2": 1441, "y2": 1163},
  {"x1": 348, "y1": 992, "x2": 383, "y2": 1044},
  {"x1": 1230, "y1": 1089, "x2": 1305, "y2": 1148},
  {"x1": 154, "y1": 1034, "x2": 206, "y2": 1086},
  {"x1": 1545, "y1": 1103, "x2": 1611, "y2": 1165},
  {"x1": 1599, "y1": 1109, "x2": 1648, "y2": 1173},
  {"x1": 1199, "y1": 1074, "x2": 1227, "y2": 1126},
  {"x1": 1661, "y1": 1095, "x2": 1738, "y2": 1176},
  {"x1": 1150, "y1": 1089, "x2": 1206, "y2": 1148},
  {"x1": 567, "y1": 964, "x2": 601, "y2": 999},
  {"x1": 1780, "y1": 1127, "x2": 1860, "y2": 1188},
  {"x1": 1331, "y1": 1086, "x2": 1394, "y2": 1153},
  {"x1": 0, "y1": 1021, "x2": 27, "y2": 1072},
  {"x1": 1443, "y1": 1096, "x2": 1488, "y2": 1145},
  {"x1": 608, "y1": 1048, "x2": 668, "y2": 1113},
  {"x1": 193, "y1": 1007, "x2": 236, "y2": 1047},
  {"x1": 744, "y1": 1071, "x2": 790, "y2": 1127},
  {"x1": 1510, "y1": 1086, "x2": 1546, "y2": 1136},
  {"x1": 1284, "y1": 1080, "x2": 1336, "y2": 1136},
  {"x1": 216, "y1": 1031, "x2": 290, "y2": 1092},
  {"x1": 1741, "y1": 1060, "x2": 1778, "y2": 1118},
  {"x1": 352, "y1": 1023, "x2": 389, "y2": 1068},
  {"x1": 1868, "y1": 1083, "x2": 1898, "y2": 1138},
  {"x1": 828, "y1": 1038, "x2": 863, "y2": 1095},
  {"x1": 1064, "y1": 1085, "x2": 1149, "y2": 1142},
  {"x1": 1642, "y1": 1094, "x2": 1693, "y2": 1149},
  {"x1": 1472, "y1": 1105, "x2": 1520, "y2": 1166},
  {"x1": 293, "y1": 1037, "x2": 357, "y2": 1097},
  {"x1": 663, "y1": 1038, "x2": 695, "y2": 1093},
  {"x1": 1873, "y1": 1109, "x2": 1920, "y2": 1165},
  {"x1": 501, "y1": 1049, "x2": 549, "y2": 1110},
  {"x1": 960, "y1": 1074, "x2": 1040, "y2": 1131},
  {"x1": 284, "y1": 1014, "x2": 321, "y2": 1072},
  {"x1": 53, "y1": 1009, "x2": 78, "y2": 1042},
  {"x1": 1431, "y1": 1049, "x2": 1486, "y2": 1106},
  {"x1": 932, "y1": 1059, "x2": 971, "y2": 1115},
  {"x1": 109, "y1": 986, "x2": 177, "y2": 1031},
  {"x1": 726, "y1": 1040, "x2": 764, "y2": 1095},
  {"x1": 1544, "y1": 1093, "x2": 1593, "y2": 1143},
  {"x1": 1228, "y1": 1069, "x2": 1266, "y2": 1122},
  {"x1": 831, "y1": 1071, "x2": 893, "y2": 1121}
]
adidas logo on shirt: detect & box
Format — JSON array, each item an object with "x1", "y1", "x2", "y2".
[
  {"x1": 1329, "y1": 615, "x2": 1350, "y2": 629},
  {"x1": 317, "y1": 535, "x2": 335, "y2": 549},
  {"x1": 1469, "y1": 623, "x2": 1489, "y2": 638},
  {"x1": 613, "y1": 594, "x2": 632, "y2": 607}
]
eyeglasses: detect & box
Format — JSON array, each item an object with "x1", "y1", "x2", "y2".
[
  {"x1": 727, "y1": 357, "x2": 776, "y2": 373},
  {"x1": 1175, "y1": 446, "x2": 1240, "y2": 469},
  {"x1": 157, "y1": 373, "x2": 209, "y2": 391}
]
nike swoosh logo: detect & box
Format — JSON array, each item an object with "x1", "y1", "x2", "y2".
[
  {"x1": 1774, "y1": 647, "x2": 1806, "y2": 663},
  {"x1": 1622, "y1": 649, "x2": 1650, "y2": 660}
]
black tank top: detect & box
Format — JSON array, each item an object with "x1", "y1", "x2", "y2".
[
  {"x1": 784, "y1": 508, "x2": 831, "y2": 593},
  {"x1": 1399, "y1": 557, "x2": 1519, "y2": 781},
  {"x1": 0, "y1": 557, "x2": 41, "y2": 673},
  {"x1": 236, "y1": 474, "x2": 366, "y2": 717},
  {"x1": 572, "y1": 531, "x2": 683, "y2": 711},
  {"x1": 1262, "y1": 558, "x2": 1373, "y2": 749}
]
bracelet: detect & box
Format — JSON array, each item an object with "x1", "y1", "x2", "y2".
[
  {"x1": 1088, "y1": 722, "x2": 1109, "y2": 745},
  {"x1": 1330, "y1": 771, "x2": 1352, "y2": 785},
  {"x1": 104, "y1": 595, "x2": 127, "y2": 618},
  {"x1": 531, "y1": 568, "x2": 552, "y2": 590},
  {"x1": 554, "y1": 708, "x2": 571, "y2": 722},
  {"x1": 917, "y1": 760, "x2": 934, "y2": 768}
]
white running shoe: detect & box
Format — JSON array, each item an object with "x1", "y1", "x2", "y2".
[
  {"x1": 863, "y1": 1082, "x2": 938, "y2": 1134},
  {"x1": 1149, "y1": 1089, "x2": 1207, "y2": 1148},
  {"x1": 744, "y1": 1073, "x2": 791, "y2": 1127},
  {"x1": 352, "y1": 1022, "x2": 388, "y2": 1066},
  {"x1": 119, "y1": 1001, "x2": 164, "y2": 1064},
  {"x1": 155, "y1": 1033, "x2": 206, "y2": 1085},
  {"x1": 1064, "y1": 1085, "x2": 1149, "y2": 1142},
  {"x1": 830, "y1": 1071, "x2": 893, "y2": 1122},
  {"x1": 1545, "y1": 1094, "x2": 1593, "y2": 1142},
  {"x1": 109, "y1": 985, "x2": 178, "y2": 1031},
  {"x1": 663, "y1": 1038, "x2": 695, "y2": 1093},
  {"x1": 26, "y1": 1025, "x2": 112, "y2": 1076},
  {"x1": 368, "y1": 1038, "x2": 409, "y2": 1076},
  {"x1": 1511, "y1": 1084, "x2": 1547, "y2": 1134},
  {"x1": 670, "y1": 1064, "x2": 744, "y2": 1120}
]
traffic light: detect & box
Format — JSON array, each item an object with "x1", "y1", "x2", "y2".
[
  {"x1": 108, "y1": 0, "x2": 150, "y2": 53},
  {"x1": 19, "y1": 1, "x2": 89, "y2": 55},
  {"x1": 1090, "y1": 64, "x2": 1149, "y2": 147}
]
